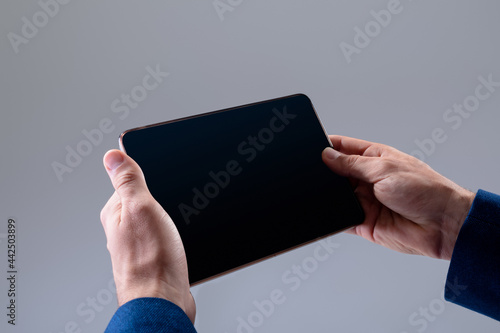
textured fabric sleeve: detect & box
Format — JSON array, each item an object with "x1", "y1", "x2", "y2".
[
  {"x1": 445, "y1": 189, "x2": 500, "y2": 321},
  {"x1": 105, "y1": 298, "x2": 197, "y2": 333}
]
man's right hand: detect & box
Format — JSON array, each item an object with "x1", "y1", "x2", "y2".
[
  {"x1": 322, "y1": 135, "x2": 475, "y2": 260},
  {"x1": 100, "y1": 150, "x2": 196, "y2": 322}
]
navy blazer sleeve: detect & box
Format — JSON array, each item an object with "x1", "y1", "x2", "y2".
[
  {"x1": 105, "y1": 298, "x2": 197, "y2": 333},
  {"x1": 445, "y1": 189, "x2": 500, "y2": 321}
]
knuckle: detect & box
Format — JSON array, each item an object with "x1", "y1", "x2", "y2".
[
  {"x1": 345, "y1": 155, "x2": 360, "y2": 172},
  {"x1": 125, "y1": 198, "x2": 153, "y2": 219},
  {"x1": 100, "y1": 207, "x2": 107, "y2": 225},
  {"x1": 380, "y1": 158, "x2": 398, "y2": 171},
  {"x1": 100, "y1": 202, "x2": 112, "y2": 225},
  {"x1": 115, "y1": 171, "x2": 137, "y2": 191}
]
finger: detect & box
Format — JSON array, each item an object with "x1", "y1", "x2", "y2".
[
  {"x1": 322, "y1": 147, "x2": 383, "y2": 183},
  {"x1": 329, "y1": 135, "x2": 383, "y2": 157},
  {"x1": 100, "y1": 191, "x2": 121, "y2": 229},
  {"x1": 103, "y1": 150, "x2": 151, "y2": 203},
  {"x1": 344, "y1": 227, "x2": 358, "y2": 236}
]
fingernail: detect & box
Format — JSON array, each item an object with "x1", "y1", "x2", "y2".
[
  {"x1": 104, "y1": 151, "x2": 124, "y2": 171},
  {"x1": 323, "y1": 147, "x2": 340, "y2": 160}
]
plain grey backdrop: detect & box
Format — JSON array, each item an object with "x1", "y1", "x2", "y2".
[{"x1": 1, "y1": 0, "x2": 499, "y2": 332}]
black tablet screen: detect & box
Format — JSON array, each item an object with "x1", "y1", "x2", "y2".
[{"x1": 121, "y1": 94, "x2": 364, "y2": 284}]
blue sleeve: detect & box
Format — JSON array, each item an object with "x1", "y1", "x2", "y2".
[
  {"x1": 445, "y1": 189, "x2": 500, "y2": 321},
  {"x1": 105, "y1": 298, "x2": 197, "y2": 333}
]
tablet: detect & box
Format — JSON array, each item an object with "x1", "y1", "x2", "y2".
[{"x1": 119, "y1": 94, "x2": 364, "y2": 285}]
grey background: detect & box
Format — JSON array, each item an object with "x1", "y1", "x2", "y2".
[{"x1": 1, "y1": 0, "x2": 499, "y2": 332}]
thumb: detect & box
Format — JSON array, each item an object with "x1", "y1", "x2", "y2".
[
  {"x1": 103, "y1": 150, "x2": 150, "y2": 201},
  {"x1": 322, "y1": 147, "x2": 377, "y2": 183}
]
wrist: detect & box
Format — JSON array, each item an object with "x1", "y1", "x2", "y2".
[
  {"x1": 114, "y1": 276, "x2": 195, "y2": 322},
  {"x1": 440, "y1": 186, "x2": 475, "y2": 260},
  {"x1": 115, "y1": 277, "x2": 182, "y2": 305}
]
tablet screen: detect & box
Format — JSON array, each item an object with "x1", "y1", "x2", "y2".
[{"x1": 120, "y1": 94, "x2": 364, "y2": 284}]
